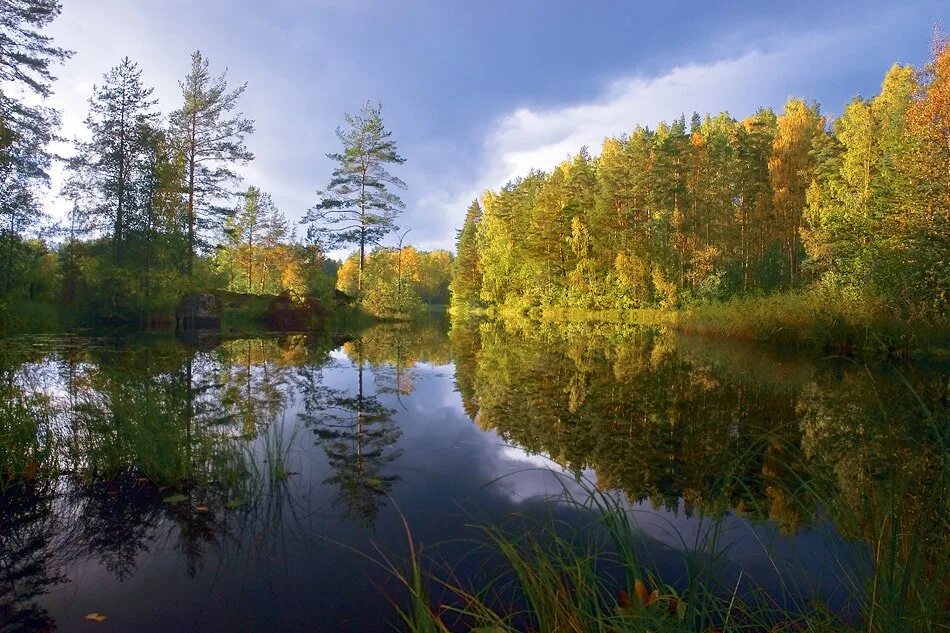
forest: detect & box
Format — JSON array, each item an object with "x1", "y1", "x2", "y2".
[
  {"x1": 451, "y1": 40, "x2": 949, "y2": 348},
  {"x1": 0, "y1": 2, "x2": 449, "y2": 333}
]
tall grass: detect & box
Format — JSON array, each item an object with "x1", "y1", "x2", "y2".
[
  {"x1": 671, "y1": 291, "x2": 949, "y2": 355},
  {"x1": 386, "y1": 482, "x2": 945, "y2": 631}
]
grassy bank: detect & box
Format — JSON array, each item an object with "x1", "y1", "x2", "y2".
[
  {"x1": 0, "y1": 291, "x2": 348, "y2": 337},
  {"x1": 669, "y1": 292, "x2": 947, "y2": 355},
  {"x1": 457, "y1": 290, "x2": 949, "y2": 356}
]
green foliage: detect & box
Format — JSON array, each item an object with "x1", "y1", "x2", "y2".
[
  {"x1": 450, "y1": 200, "x2": 483, "y2": 308},
  {"x1": 64, "y1": 56, "x2": 160, "y2": 265},
  {"x1": 217, "y1": 291, "x2": 274, "y2": 328},
  {"x1": 215, "y1": 185, "x2": 313, "y2": 300},
  {"x1": 338, "y1": 246, "x2": 453, "y2": 319}
]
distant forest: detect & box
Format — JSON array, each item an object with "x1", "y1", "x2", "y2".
[{"x1": 451, "y1": 39, "x2": 949, "y2": 322}]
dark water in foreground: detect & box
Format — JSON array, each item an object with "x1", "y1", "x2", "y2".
[{"x1": 0, "y1": 320, "x2": 945, "y2": 631}]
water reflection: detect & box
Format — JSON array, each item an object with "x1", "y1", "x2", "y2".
[
  {"x1": 449, "y1": 317, "x2": 947, "y2": 619},
  {"x1": 299, "y1": 339, "x2": 402, "y2": 528},
  {"x1": 0, "y1": 320, "x2": 944, "y2": 630}
]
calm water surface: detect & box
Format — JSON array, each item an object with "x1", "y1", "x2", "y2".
[{"x1": 0, "y1": 320, "x2": 945, "y2": 631}]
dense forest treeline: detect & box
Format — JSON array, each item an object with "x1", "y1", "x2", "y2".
[
  {"x1": 0, "y1": 2, "x2": 447, "y2": 332},
  {"x1": 451, "y1": 40, "x2": 949, "y2": 329}
]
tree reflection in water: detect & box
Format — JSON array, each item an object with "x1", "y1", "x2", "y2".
[
  {"x1": 298, "y1": 337, "x2": 402, "y2": 528},
  {"x1": 0, "y1": 332, "x2": 333, "y2": 628},
  {"x1": 448, "y1": 317, "x2": 948, "y2": 620}
]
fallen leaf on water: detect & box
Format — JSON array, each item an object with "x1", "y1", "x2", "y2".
[
  {"x1": 84, "y1": 613, "x2": 107, "y2": 622},
  {"x1": 194, "y1": 505, "x2": 209, "y2": 513},
  {"x1": 162, "y1": 494, "x2": 188, "y2": 504}
]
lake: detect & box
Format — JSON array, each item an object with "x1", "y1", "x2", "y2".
[{"x1": 0, "y1": 319, "x2": 946, "y2": 631}]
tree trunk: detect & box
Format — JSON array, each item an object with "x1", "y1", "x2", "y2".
[
  {"x1": 247, "y1": 227, "x2": 253, "y2": 293},
  {"x1": 115, "y1": 91, "x2": 127, "y2": 266},
  {"x1": 187, "y1": 111, "x2": 197, "y2": 276},
  {"x1": 358, "y1": 226, "x2": 365, "y2": 293}
]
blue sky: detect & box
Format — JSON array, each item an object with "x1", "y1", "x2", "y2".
[{"x1": 43, "y1": 0, "x2": 949, "y2": 254}]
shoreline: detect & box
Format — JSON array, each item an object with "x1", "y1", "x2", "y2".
[{"x1": 451, "y1": 291, "x2": 950, "y2": 357}]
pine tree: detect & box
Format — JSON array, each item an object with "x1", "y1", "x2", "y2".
[
  {"x1": 170, "y1": 51, "x2": 254, "y2": 275},
  {"x1": 733, "y1": 109, "x2": 777, "y2": 290},
  {"x1": 70, "y1": 57, "x2": 159, "y2": 264},
  {"x1": 258, "y1": 204, "x2": 289, "y2": 294},
  {"x1": 0, "y1": 0, "x2": 71, "y2": 194},
  {"x1": 304, "y1": 102, "x2": 405, "y2": 293},
  {"x1": 528, "y1": 164, "x2": 571, "y2": 294},
  {"x1": 230, "y1": 186, "x2": 271, "y2": 293}
]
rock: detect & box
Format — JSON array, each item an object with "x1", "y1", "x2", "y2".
[
  {"x1": 175, "y1": 293, "x2": 222, "y2": 330},
  {"x1": 263, "y1": 292, "x2": 319, "y2": 330}
]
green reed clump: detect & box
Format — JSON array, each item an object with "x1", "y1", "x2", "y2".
[
  {"x1": 670, "y1": 290, "x2": 949, "y2": 354},
  {"x1": 0, "y1": 387, "x2": 54, "y2": 492},
  {"x1": 389, "y1": 483, "x2": 944, "y2": 632}
]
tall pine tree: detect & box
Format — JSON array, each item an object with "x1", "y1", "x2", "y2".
[
  {"x1": 170, "y1": 51, "x2": 254, "y2": 275},
  {"x1": 304, "y1": 102, "x2": 405, "y2": 293},
  {"x1": 449, "y1": 200, "x2": 482, "y2": 307},
  {"x1": 0, "y1": 0, "x2": 71, "y2": 292},
  {"x1": 69, "y1": 57, "x2": 159, "y2": 264}
]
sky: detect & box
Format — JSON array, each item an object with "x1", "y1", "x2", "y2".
[{"x1": 41, "y1": 0, "x2": 949, "y2": 255}]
